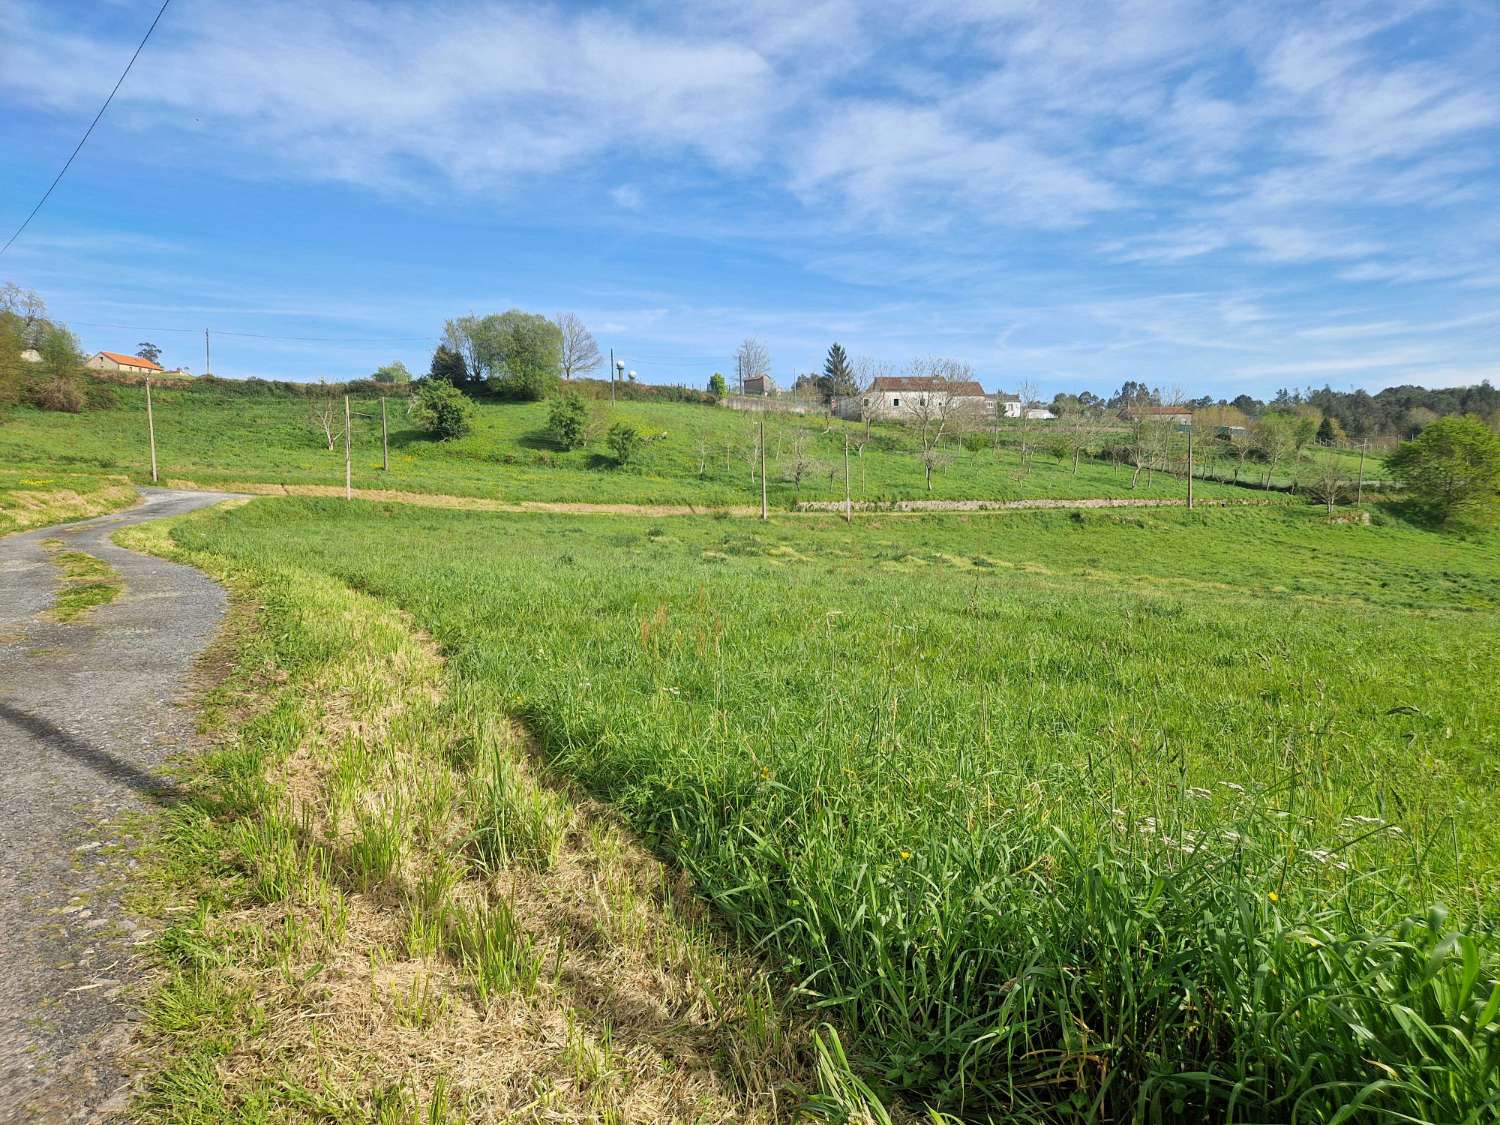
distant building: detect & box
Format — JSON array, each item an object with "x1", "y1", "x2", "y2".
[
  {"x1": 19, "y1": 348, "x2": 41, "y2": 363},
  {"x1": 1024, "y1": 407, "x2": 1056, "y2": 420},
  {"x1": 993, "y1": 393, "x2": 1023, "y2": 418},
  {"x1": 742, "y1": 373, "x2": 776, "y2": 396},
  {"x1": 87, "y1": 351, "x2": 164, "y2": 376},
  {"x1": 836, "y1": 376, "x2": 991, "y2": 421},
  {"x1": 1119, "y1": 405, "x2": 1194, "y2": 423}
]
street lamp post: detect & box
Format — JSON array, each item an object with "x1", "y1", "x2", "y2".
[{"x1": 613, "y1": 357, "x2": 624, "y2": 402}]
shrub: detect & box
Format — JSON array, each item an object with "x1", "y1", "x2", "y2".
[
  {"x1": 410, "y1": 380, "x2": 474, "y2": 441},
  {"x1": 546, "y1": 392, "x2": 588, "y2": 450},
  {"x1": 606, "y1": 421, "x2": 642, "y2": 465},
  {"x1": 1386, "y1": 414, "x2": 1500, "y2": 528},
  {"x1": 29, "y1": 375, "x2": 84, "y2": 413}
]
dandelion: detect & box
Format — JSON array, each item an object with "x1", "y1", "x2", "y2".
[
  {"x1": 1268, "y1": 891, "x2": 1279, "y2": 903},
  {"x1": 899, "y1": 850, "x2": 911, "y2": 861}
]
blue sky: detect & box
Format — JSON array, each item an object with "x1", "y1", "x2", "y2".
[{"x1": 2, "y1": 0, "x2": 1498, "y2": 398}]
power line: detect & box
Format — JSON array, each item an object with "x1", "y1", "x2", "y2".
[{"x1": 0, "y1": 0, "x2": 173, "y2": 258}]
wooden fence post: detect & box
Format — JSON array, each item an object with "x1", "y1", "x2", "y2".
[
  {"x1": 145, "y1": 377, "x2": 158, "y2": 484},
  {"x1": 344, "y1": 395, "x2": 352, "y2": 501},
  {"x1": 759, "y1": 418, "x2": 768, "y2": 521},
  {"x1": 380, "y1": 396, "x2": 389, "y2": 472}
]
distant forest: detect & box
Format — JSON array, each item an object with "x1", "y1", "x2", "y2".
[{"x1": 1053, "y1": 380, "x2": 1500, "y2": 442}]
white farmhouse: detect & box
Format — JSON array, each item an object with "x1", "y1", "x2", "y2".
[
  {"x1": 836, "y1": 376, "x2": 991, "y2": 421},
  {"x1": 86, "y1": 350, "x2": 164, "y2": 376}
]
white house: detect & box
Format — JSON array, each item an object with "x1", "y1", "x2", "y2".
[
  {"x1": 994, "y1": 393, "x2": 1023, "y2": 418},
  {"x1": 1024, "y1": 408, "x2": 1056, "y2": 420},
  {"x1": 86, "y1": 350, "x2": 164, "y2": 376},
  {"x1": 836, "y1": 376, "x2": 991, "y2": 421},
  {"x1": 19, "y1": 348, "x2": 41, "y2": 363}
]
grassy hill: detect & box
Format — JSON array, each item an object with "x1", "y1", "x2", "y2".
[{"x1": 0, "y1": 378, "x2": 1306, "y2": 509}]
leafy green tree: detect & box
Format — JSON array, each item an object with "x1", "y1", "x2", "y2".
[
  {"x1": 0, "y1": 310, "x2": 26, "y2": 410},
  {"x1": 708, "y1": 372, "x2": 728, "y2": 399},
  {"x1": 822, "y1": 342, "x2": 857, "y2": 399},
  {"x1": 547, "y1": 391, "x2": 589, "y2": 450},
  {"x1": 1386, "y1": 414, "x2": 1500, "y2": 527},
  {"x1": 410, "y1": 379, "x2": 475, "y2": 440},
  {"x1": 429, "y1": 344, "x2": 467, "y2": 384},
  {"x1": 136, "y1": 341, "x2": 162, "y2": 365},
  {"x1": 372, "y1": 361, "x2": 412, "y2": 384},
  {"x1": 28, "y1": 322, "x2": 87, "y2": 412},
  {"x1": 481, "y1": 310, "x2": 563, "y2": 401},
  {"x1": 607, "y1": 421, "x2": 642, "y2": 465}
]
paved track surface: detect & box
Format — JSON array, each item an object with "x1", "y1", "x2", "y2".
[{"x1": 0, "y1": 489, "x2": 239, "y2": 1123}]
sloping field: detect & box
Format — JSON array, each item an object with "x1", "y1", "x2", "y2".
[
  {"x1": 158, "y1": 498, "x2": 1500, "y2": 1120},
  {"x1": 1, "y1": 382, "x2": 1280, "y2": 509}
]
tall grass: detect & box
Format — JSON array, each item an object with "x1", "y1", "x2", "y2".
[{"x1": 168, "y1": 498, "x2": 1500, "y2": 1120}]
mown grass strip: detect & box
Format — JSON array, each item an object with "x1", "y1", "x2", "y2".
[{"x1": 41, "y1": 540, "x2": 123, "y2": 622}]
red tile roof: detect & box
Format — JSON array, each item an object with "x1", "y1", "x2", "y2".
[
  {"x1": 98, "y1": 351, "x2": 163, "y2": 371},
  {"x1": 869, "y1": 376, "x2": 987, "y2": 397}
]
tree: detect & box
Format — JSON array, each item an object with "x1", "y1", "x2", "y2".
[
  {"x1": 1057, "y1": 406, "x2": 1098, "y2": 475},
  {"x1": 410, "y1": 379, "x2": 475, "y2": 440},
  {"x1": 1253, "y1": 413, "x2": 1299, "y2": 489},
  {"x1": 607, "y1": 421, "x2": 642, "y2": 465},
  {"x1": 822, "y1": 343, "x2": 857, "y2": 401},
  {"x1": 904, "y1": 357, "x2": 975, "y2": 490},
  {"x1": 1306, "y1": 447, "x2": 1348, "y2": 521},
  {"x1": 441, "y1": 315, "x2": 487, "y2": 382},
  {"x1": 27, "y1": 322, "x2": 86, "y2": 413},
  {"x1": 782, "y1": 426, "x2": 826, "y2": 504},
  {"x1": 1386, "y1": 415, "x2": 1500, "y2": 527},
  {"x1": 429, "y1": 344, "x2": 468, "y2": 384},
  {"x1": 309, "y1": 393, "x2": 343, "y2": 450},
  {"x1": 372, "y1": 360, "x2": 412, "y2": 384},
  {"x1": 708, "y1": 372, "x2": 728, "y2": 399},
  {"x1": 554, "y1": 313, "x2": 601, "y2": 381},
  {"x1": 735, "y1": 338, "x2": 770, "y2": 393},
  {"x1": 136, "y1": 341, "x2": 162, "y2": 365},
  {"x1": 483, "y1": 310, "x2": 563, "y2": 401},
  {"x1": 547, "y1": 391, "x2": 589, "y2": 450}
]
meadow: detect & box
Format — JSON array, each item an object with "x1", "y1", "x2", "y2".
[
  {"x1": 0, "y1": 466, "x2": 137, "y2": 534},
  {"x1": 0, "y1": 380, "x2": 1296, "y2": 509},
  {"x1": 159, "y1": 497, "x2": 1500, "y2": 1121}
]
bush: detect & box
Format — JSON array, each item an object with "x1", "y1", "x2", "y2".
[
  {"x1": 546, "y1": 392, "x2": 588, "y2": 450},
  {"x1": 28, "y1": 375, "x2": 84, "y2": 413},
  {"x1": 606, "y1": 421, "x2": 642, "y2": 465},
  {"x1": 410, "y1": 380, "x2": 474, "y2": 441}
]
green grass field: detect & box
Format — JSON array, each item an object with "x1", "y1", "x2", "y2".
[
  {"x1": 159, "y1": 497, "x2": 1500, "y2": 1121},
  {"x1": 0, "y1": 381, "x2": 1305, "y2": 508}
]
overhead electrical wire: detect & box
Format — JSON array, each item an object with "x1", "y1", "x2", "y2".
[{"x1": 0, "y1": 0, "x2": 173, "y2": 258}]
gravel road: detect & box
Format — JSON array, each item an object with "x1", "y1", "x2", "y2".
[{"x1": 0, "y1": 488, "x2": 240, "y2": 1123}]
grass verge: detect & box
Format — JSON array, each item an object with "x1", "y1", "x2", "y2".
[
  {"x1": 0, "y1": 469, "x2": 138, "y2": 536},
  {"x1": 41, "y1": 539, "x2": 123, "y2": 622},
  {"x1": 116, "y1": 516, "x2": 911, "y2": 1123}
]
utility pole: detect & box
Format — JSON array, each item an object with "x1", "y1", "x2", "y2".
[
  {"x1": 1356, "y1": 440, "x2": 1367, "y2": 505},
  {"x1": 145, "y1": 377, "x2": 158, "y2": 484},
  {"x1": 1186, "y1": 421, "x2": 1194, "y2": 510},
  {"x1": 759, "y1": 417, "x2": 768, "y2": 521},
  {"x1": 344, "y1": 395, "x2": 352, "y2": 501},
  {"x1": 609, "y1": 347, "x2": 614, "y2": 402},
  {"x1": 204, "y1": 329, "x2": 211, "y2": 376},
  {"x1": 843, "y1": 428, "x2": 851, "y2": 523},
  {"x1": 380, "y1": 396, "x2": 389, "y2": 471}
]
